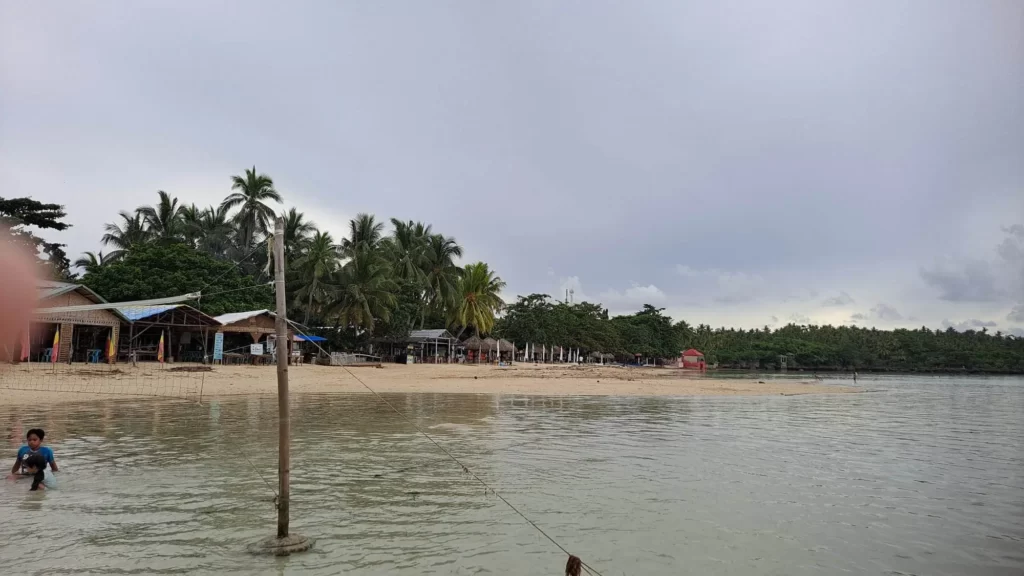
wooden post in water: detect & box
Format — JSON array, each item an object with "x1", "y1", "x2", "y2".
[
  {"x1": 273, "y1": 217, "x2": 291, "y2": 539},
  {"x1": 249, "y1": 217, "x2": 312, "y2": 556}
]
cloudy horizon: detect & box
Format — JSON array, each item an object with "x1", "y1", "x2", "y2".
[{"x1": 2, "y1": 1, "x2": 1022, "y2": 334}]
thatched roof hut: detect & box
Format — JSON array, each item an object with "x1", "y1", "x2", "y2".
[
  {"x1": 497, "y1": 338, "x2": 516, "y2": 352},
  {"x1": 462, "y1": 335, "x2": 485, "y2": 350}
]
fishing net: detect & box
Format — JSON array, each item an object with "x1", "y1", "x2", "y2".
[
  {"x1": 0, "y1": 360, "x2": 206, "y2": 401},
  {"x1": 1, "y1": 293, "x2": 210, "y2": 400}
]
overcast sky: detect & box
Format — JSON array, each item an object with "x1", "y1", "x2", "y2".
[{"x1": 2, "y1": 1, "x2": 1022, "y2": 334}]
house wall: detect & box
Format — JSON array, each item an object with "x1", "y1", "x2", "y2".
[{"x1": 219, "y1": 314, "x2": 280, "y2": 341}]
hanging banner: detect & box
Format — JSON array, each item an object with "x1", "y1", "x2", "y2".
[
  {"x1": 250, "y1": 343, "x2": 264, "y2": 355},
  {"x1": 213, "y1": 333, "x2": 224, "y2": 361},
  {"x1": 157, "y1": 331, "x2": 165, "y2": 363},
  {"x1": 51, "y1": 329, "x2": 60, "y2": 364},
  {"x1": 106, "y1": 331, "x2": 116, "y2": 364}
]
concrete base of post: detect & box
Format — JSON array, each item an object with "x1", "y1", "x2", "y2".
[{"x1": 247, "y1": 534, "x2": 314, "y2": 556}]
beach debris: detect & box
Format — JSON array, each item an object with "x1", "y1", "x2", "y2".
[
  {"x1": 170, "y1": 365, "x2": 214, "y2": 373},
  {"x1": 565, "y1": 555, "x2": 583, "y2": 576}
]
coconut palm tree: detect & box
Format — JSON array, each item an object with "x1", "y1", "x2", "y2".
[
  {"x1": 196, "y1": 205, "x2": 235, "y2": 259},
  {"x1": 101, "y1": 211, "x2": 151, "y2": 260},
  {"x1": 180, "y1": 203, "x2": 205, "y2": 248},
  {"x1": 341, "y1": 213, "x2": 386, "y2": 261},
  {"x1": 137, "y1": 190, "x2": 184, "y2": 242},
  {"x1": 450, "y1": 262, "x2": 505, "y2": 337},
  {"x1": 222, "y1": 166, "x2": 282, "y2": 248},
  {"x1": 74, "y1": 251, "x2": 112, "y2": 273},
  {"x1": 422, "y1": 233, "x2": 463, "y2": 323},
  {"x1": 386, "y1": 218, "x2": 432, "y2": 283},
  {"x1": 282, "y1": 207, "x2": 315, "y2": 258},
  {"x1": 293, "y1": 230, "x2": 340, "y2": 324},
  {"x1": 327, "y1": 255, "x2": 398, "y2": 331}
]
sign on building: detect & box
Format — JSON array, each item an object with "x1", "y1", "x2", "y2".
[{"x1": 213, "y1": 333, "x2": 224, "y2": 361}]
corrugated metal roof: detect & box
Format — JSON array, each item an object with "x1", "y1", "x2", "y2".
[
  {"x1": 116, "y1": 304, "x2": 183, "y2": 322},
  {"x1": 409, "y1": 329, "x2": 454, "y2": 340},
  {"x1": 213, "y1": 309, "x2": 274, "y2": 325},
  {"x1": 37, "y1": 280, "x2": 81, "y2": 300}
]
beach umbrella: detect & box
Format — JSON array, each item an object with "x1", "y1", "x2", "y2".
[
  {"x1": 559, "y1": 346, "x2": 563, "y2": 363},
  {"x1": 542, "y1": 344, "x2": 546, "y2": 363}
]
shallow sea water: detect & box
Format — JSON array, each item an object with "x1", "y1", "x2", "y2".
[{"x1": 1, "y1": 375, "x2": 1022, "y2": 575}]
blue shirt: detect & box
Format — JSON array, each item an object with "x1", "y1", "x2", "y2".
[{"x1": 17, "y1": 446, "x2": 54, "y2": 473}]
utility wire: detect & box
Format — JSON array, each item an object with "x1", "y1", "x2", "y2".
[{"x1": 285, "y1": 319, "x2": 604, "y2": 576}]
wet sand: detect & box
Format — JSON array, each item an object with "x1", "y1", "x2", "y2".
[{"x1": 0, "y1": 362, "x2": 854, "y2": 405}]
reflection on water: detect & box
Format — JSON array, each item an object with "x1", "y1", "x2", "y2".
[{"x1": 2, "y1": 376, "x2": 1022, "y2": 575}]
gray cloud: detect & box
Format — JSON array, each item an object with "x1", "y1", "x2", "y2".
[
  {"x1": 919, "y1": 259, "x2": 1002, "y2": 302},
  {"x1": 556, "y1": 276, "x2": 664, "y2": 314},
  {"x1": 789, "y1": 313, "x2": 811, "y2": 324},
  {"x1": 1, "y1": 2, "x2": 1022, "y2": 330},
  {"x1": 675, "y1": 266, "x2": 764, "y2": 304},
  {"x1": 871, "y1": 303, "x2": 903, "y2": 321},
  {"x1": 1008, "y1": 328, "x2": 1024, "y2": 338},
  {"x1": 920, "y1": 225, "x2": 1024, "y2": 306},
  {"x1": 821, "y1": 291, "x2": 855, "y2": 307},
  {"x1": 1008, "y1": 305, "x2": 1024, "y2": 323},
  {"x1": 941, "y1": 318, "x2": 999, "y2": 331},
  {"x1": 850, "y1": 313, "x2": 867, "y2": 321}
]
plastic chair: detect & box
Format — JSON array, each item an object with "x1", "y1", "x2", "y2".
[
  {"x1": 41, "y1": 349, "x2": 52, "y2": 363},
  {"x1": 88, "y1": 349, "x2": 102, "y2": 363}
]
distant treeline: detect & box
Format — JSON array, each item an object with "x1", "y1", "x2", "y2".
[{"x1": 494, "y1": 295, "x2": 1024, "y2": 373}]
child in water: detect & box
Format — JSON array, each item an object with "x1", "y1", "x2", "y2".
[
  {"x1": 9, "y1": 428, "x2": 58, "y2": 478},
  {"x1": 23, "y1": 453, "x2": 56, "y2": 491}
]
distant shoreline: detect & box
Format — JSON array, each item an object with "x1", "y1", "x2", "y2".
[
  {"x1": 0, "y1": 363, "x2": 856, "y2": 406},
  {"x1": 710, "y1": 367, "x2": 1024, "y2": 376}
]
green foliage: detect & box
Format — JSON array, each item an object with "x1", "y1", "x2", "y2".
[
  {"x1": 496, "y1": 296, "x2": 1024, "y2": 372},
  {"x1": 0, "y1": 196, "x2": 73, "y2": 280},
  {"x1": 222, "y1": 166, "x2": 282, "y2": 249},
  {"x1": 81, "y1": 243, "x2": 272, "y2": 316},
  {"x1": 686, "y1": 323, "x2": 1024, "y2": 373},
  {"x1": 450, "y1": 262, "x2": 506, "y2": 337},
  {"x1": 88, "y1": 176, "x2": 488, "y2": 341}
]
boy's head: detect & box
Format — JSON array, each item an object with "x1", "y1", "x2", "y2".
[
  {"x1": 23, "y1": 453, "x2": 46, "y2": 473},
  {"x1": 26, "y1": 428, "x2": 45, "y2": 449}
]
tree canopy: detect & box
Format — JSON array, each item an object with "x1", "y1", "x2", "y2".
[
  {"x1": 0, "y1": 197, "x2": 73, "y2": 280},
  {"x1": 494, "y1": 294, "x2": 1024, "y2": 372},
  {"x1": 81, "y1": 242, "x2": 272, "y2": 316},
  {"x1": 75, "y1": 169, "x2": 503, "y2": 341}
]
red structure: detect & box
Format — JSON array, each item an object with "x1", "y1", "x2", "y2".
[{"x1": 679, "y1": 348, "x2": 706, "y2": 371}]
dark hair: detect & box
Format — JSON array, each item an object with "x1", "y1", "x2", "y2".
[
  {"x1": 26, "y1": 428, "x2": 45, "y2": 441},
  {"x1": 25, "y1": 453, "x2": 46, "y2": 491}
]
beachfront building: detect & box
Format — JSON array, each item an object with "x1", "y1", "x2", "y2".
[
  {"x1": 27, "y1": 280, "x2": 125, "y2": 363},
  {"x1": 212, "y1": 309, "x2": 293, "y2": 364},
  {"x1": 679, "y1": 348, "x2": 706, "y2": 370},
  {"x1": 115, "y1": 304, "x2": 220, "y2": 363},
  {"x1": 372, "y1": 329, "x2": 458, "y2": 363}
]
